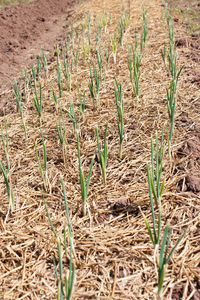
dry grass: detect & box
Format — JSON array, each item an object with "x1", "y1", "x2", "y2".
[{"x1": 0, "y1": 0, "x2": 199, "y2": 299}]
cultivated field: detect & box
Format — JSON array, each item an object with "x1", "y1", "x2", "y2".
[{"x1": 0, "y1": 0, "x2": 199, "y2": 299}]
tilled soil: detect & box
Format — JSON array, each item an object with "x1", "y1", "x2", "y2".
[{"x1": 0, "y1": 0, "x2": 83, "y2": 94}]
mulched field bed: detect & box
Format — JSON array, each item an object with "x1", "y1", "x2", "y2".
[{"x1": 0, "y1": 0, "x2": 199, "y2": 299}]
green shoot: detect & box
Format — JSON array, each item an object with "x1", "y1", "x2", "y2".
[
  {"x1": 52, "y1": 85, "x2": 59, "y2": 112},
  {"x1": 70, "y1": 25, "x2": 74, "y2": 50},
  {"x1": 142, "y1": 5, "x2": 148, "y2": 44},
  {"x1": 114, "y1": 79, "x2": 124, "y2": 159},
  {"x1": 42, "y1": 48, "x2": 48, "y2": 77},
  {"x1": 88, "y1": 62, "x2": 101, "y2": 107},
  {"x1": 111, "y1": 34, "x2": 117, "y2": 63},
  {"x1": 161, "y1": 43, "x2": 167, "y2": 65},
  {"x1": 142, "y1": 130, "x2": 165, "y2": 247},
  {"x1": 105, "y1": 40, "x2": 111, "y2": 64},
  {"x1": 63, "y1": 54, "x2": 73, "y2": 91},
  {"x1": 13, "y1": 81, "x2": 27, "y2": 135},
  {"x1": 128, "y1": 44, "x2": 140, "y2": 101},
  {"x1": 34, "y1": 129, "x2": 49, "y2": 192},
  {"x1": 43, "y1": 177, "x2": 75, "y2": 299},
  {"x1": 77, "y1": 86, "x2": 86, "y2": 116},
  {"x1": 96, "y1": 50, "x2": 103, "y2": 79},
  {"x1": 102, "y1": 12, "x2": 109, "y2": 33},
  {"x1": 56, "y1": 108, "x2": 67, "y2": 164},
  {"x1": 64, "y1": 102, "x2": 77, "y2": 131},
  {"x1": 158, "y1": 225, "x2": 186, "y2": 297},
  {"x1": 95, "y1": 23, "x2": 102, "y2": 44},
  {"x1": 31, "y1": 67, "x2": 42, "y2": 121},
  {"x1": 83, "y1": 40, "x2": 91, "y2": 63},
  {"x1": 76, "y1": 133, "x2": 94, "y2": 216},
  {"x1": 96, "y1": 123, "x2": 108, "y2": 185},
  {"x1": 57, "y1": 69, "x2": 63, "y2": 99},
  {"x1": 119, "y1": 9, "x2": 129, "y2": 47},
  {"x1": 0, "y1": 119, "x2": 14, "y2": 211}
]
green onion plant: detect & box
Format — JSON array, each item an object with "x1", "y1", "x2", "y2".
[
  {"x1": 128, "y1": 43, "x2": 140, "y2": 101},
  {"x1": 142, "y1": 5, "x2": 148, "y2": 44},
  {"x1": 83, "y1": 40, "x2": 91, "y2": 63},
  {"x1": 142, "y1": 131, "x2": 186, "y2": 298},
  {"x1": 34, "y1": 129, "x2": 49, "y2": 192},
  {"x1": 95, "y1": 23, "x2": 102, "y2": 44},
  {"x1": 31, "y1": 67, "x2": 42, "y2": 121},
  {"x1": 13, "y1": 81, "x2": 27, "y2": 135},
  {"x1": 77, "y1": 86, "x2": 86, "y2": 116},
  {"x1": 157, "y1": 225, "x2": 186, "y2": 298},
  {"x1": 64, "y1": 102, "x2": 77, "y2": 131},
  {"x1": 56, "y1": 108, "x2": 67, "y2": 164},
  {"x1": 76, "y1": 133, "x2": 94, "y2": 216},
  {"x1": 43, "y1": 177, "x2": 75, "y2": 300},
  {"x1": 102, "y1": 12, "x2": 109, "y2": 33},
  {"x1": 114, "y1": 79, "x2": 124, "y2": 159},
  {"x1": 0, "y1": 119, "x2": 14, "y2": 211},
  {"x1": 88, "y1": 62, "x2": 101, "y2": 107},
  {"x1": 96, "y1": 123, "x2": 108, "y2": 185},
  {"x1": 111, "y1": 34, "x2": 117, "y2": 63}
]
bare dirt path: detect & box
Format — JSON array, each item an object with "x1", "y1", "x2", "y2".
[{"x1": 0, "y1": 0, "x2": 84, "y2": 95}]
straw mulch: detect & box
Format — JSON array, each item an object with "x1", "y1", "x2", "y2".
[{"x1": 0, "y1": 0, "x2": 199, "y2": 299}]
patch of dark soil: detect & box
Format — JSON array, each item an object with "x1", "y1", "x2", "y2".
[
  {"x1": 0, "y1": 0, "x2": 84, "y2": 112},
  {"x1": 177, "y1": 135, "x2": 200, "y2": 193},
  {"x1": 110, "y1": 200, "x2": 145, "y2": 217},
  {"x1": 185, "y1": 175, "x2": 200, "y2": 192}
]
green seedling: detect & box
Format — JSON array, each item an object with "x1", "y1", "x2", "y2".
[
  {"x1": 87, "y1": 31, "x2": 91, "y2": 46},
  {"x1": 23, "y1": 68, "x2": 30, "y2": 101},
  {"x1": 114, "y1": 79, "x2": 124, "y2": 159},
  {"x1": 119, "y1": 16, "x2": 125, "y2": 47},
  {"x1": 95, "y1": 23, "x2": 102, "y2": 44},
  {"x1": 64, "y1": 102, "x2": 77, "y2": 131},
  {"x1": 63, "y1": 54, "x2": 73, "y2": 91},
  {"x1": 34, "y1": 129, "x2": 49, "y2": 192},
  {"x1": 119, "y1": 9, "x2": 130, "y2": 47},
  {"x1": 70, "y1": 25, "x2": 74, "y2": 50},
  {"x1": 142, "y1": 5, "x2": 148, "y2": 44},
  {"x1": 31, "y1": 67, "x2": 42, "y2": 121},
  {"x1": 77, "y1": 86, "x2": 86, "y2": 116},
  {"x1": 141, "y1": 131, "x2": 186, "y2": 297},
  {"x1": 105, "y1": 40, "x2": 111, "y2": 64},
  {"x1": 0, "y1": 119, "x2": 14, "y2": 212},
  {"x1": 102, "y1": 12, "x2": 109, "y2": 32},
  {"x1": 55, "y1": 43, "x2": 61, "y2": 71},
  {"x1": 96, "y1": 50, "x2": 103, "y2": 79},
  {"x1": 52, "y1": 85, "x2": 59, "y2": 112},
  {"x1": 111, "y1": 34, "x2": 117, "y2": 63},
  {"x1": 128, "y1": 44, "x2": 141, "y2": 101},
  {"x1": 13, "y1": 81, "x2": 27, "y2": 135},
  {"x1": 167, "y1": 79, "x2": 176, "y2": 158},
  {"x1": 158, "y1": 225, "x2": 186, "y2": 298},
  {"x1": 161, "y1": 43, "x2": 167, "y2": 65},
  {"x1": 96, "y1": 123, "x2": 108, "y2": 185},
  {"x1": 83, "y1": 40, "x2": 91, "y2": 63},
  {"x1": 77, "y1": 133, "x2": 94, "y2": 216},
  {"x1": 88, "y1": 62, "x2": 101, "y2": 106},
  {"x1": 57, "y1": 69, "x2": 63, "y2": 98},
  {"x1": 43, "y1": 177, "x2": 75, "y2": 300},
  {"x1": 142, "y1": 132, "x2": 165, "y2": 250},
  {"x1": 87, "y1": 13, "x2": 91, "y2": 32},
  {"x1": 73, "y1": 48, "x2": 79, "y2": 71},
  {"x1": 42, "y1": 48, "x2": 48, "y2": 77},
  {"x1": 56, "y1": 108, "x2": 67, "y2": 164},
  {"x1": 36, "y1": 55, "x2": 42, "y2": 79}
]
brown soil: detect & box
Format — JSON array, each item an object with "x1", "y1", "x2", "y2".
[{"x1": 0, "y1": 0, "x2": 83, "y2": 94}]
